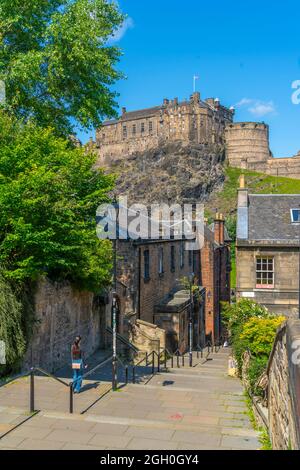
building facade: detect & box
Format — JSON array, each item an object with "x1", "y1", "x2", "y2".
[
  {"x1": 115, "y1": 215, "x2": 231, "y2": 351},
  {"x1": 236, "y1": 180, "x2": 300, "y2": 317}
]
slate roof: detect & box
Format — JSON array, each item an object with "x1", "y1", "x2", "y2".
[
  {"x1": 102, "y1": 99, "x2": 211, "y2": 126},
  {"x1": 247, "y1": 194, "x2": 300, "y2": 241}
]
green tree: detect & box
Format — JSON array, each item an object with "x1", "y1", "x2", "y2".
[
  {"x1": 0, "y1": 274, "x2": 26, "y2": 375},
  {"x1": 0, "y1": 0, "x2": 124, "y2": 136},
  {"x1": 0, "y1": 112, "x2": 114, "y2": 291}
]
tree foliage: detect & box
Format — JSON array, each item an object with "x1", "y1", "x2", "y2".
[
  {"x1": 0, "y1": 112, "x2": 114, "y2": 291},
  {"x1": 0, "y1": 0, "x2": 124, "y2": 135},
  {"x1": 0, "y1": 275, "x2": 26, "y2": 375}
]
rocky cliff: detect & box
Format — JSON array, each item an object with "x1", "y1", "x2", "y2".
[{"x1": 108, "y1": 141, "x2": 226, "y2": 205}]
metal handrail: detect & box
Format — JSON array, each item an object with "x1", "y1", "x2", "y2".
[
  {"x1": 32, "y1": 367, "x2": 69, "y2": 387},
  {"x1": 80, "y1": 356, "x2": 112, "y2": 381},
  {"x1": 106, "y1": 326, "x2": 139, "y2": 353}
]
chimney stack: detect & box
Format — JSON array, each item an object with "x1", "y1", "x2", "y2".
[
  {"x1": 121, "y1": 107, "x2": 127, "y2": 116},
  {"x1": 214, "y1": 213, "x2": 225, "y2": 245},
  {"x1": 237, "y1": 175, "x2": 249, "y2": 240}
]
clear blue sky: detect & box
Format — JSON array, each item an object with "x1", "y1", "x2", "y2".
[{"x1": 78, "y1": 0, "x2": 300, "y2": 158}]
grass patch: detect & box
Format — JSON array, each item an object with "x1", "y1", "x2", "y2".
[
  {"x1": 245, "y1": 393, "x2": 272, "y2": 450},
  {"x1": 207, "y1": 165, "x2": 300, "y2": 218}
]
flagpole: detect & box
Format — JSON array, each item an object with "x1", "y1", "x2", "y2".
[{"x1": 193, "y1": 75, "x2": 199, "y2": 93}]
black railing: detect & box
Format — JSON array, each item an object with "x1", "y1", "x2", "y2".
[
  {"x1": 28, "y1": 367, "x2": 70, "y2": 413},
  {"x1": 106, "y1": 326, "x2": 139, "y2": 353}
]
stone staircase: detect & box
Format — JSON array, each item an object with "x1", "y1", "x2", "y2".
[{"x1": 0, "y1": 348, "x2": 260, "y2": 450}]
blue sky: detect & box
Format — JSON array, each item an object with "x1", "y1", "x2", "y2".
[{"x1": 78, "y1": 0, "x2": 300, "y2": 158}]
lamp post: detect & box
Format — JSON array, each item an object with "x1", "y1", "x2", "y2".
[
  {"x1": 111, "y1": 201, "x2": 119, "y2": 391},
  {"x1": 298, "y1": 206, "x2": 300, "y2": 320},
  {"x1": 189, "y1": 273, "x2": 195, "y2": 367}
]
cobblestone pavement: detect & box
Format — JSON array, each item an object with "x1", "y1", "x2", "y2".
[{"x1": 0, "y1": 348, "x2": 260, "y2": 450}]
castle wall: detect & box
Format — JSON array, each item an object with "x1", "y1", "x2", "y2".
[
  {"x1": 225, "y1": 122, "x2": 300, "y2": 179},
  {"x1": 225, "y1": 122, "x2": 271, "y2": 168}
]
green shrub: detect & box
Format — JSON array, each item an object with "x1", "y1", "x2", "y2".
[
  {"x1": 222, "y1": 300, "x2": 285, "y2": 395},
  {"x1": 240, "y1": 316, "x2": 286, "y2": 358}
]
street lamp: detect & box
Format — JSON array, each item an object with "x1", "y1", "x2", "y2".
[
  {"x1": 110, "y1": 200, "x2": 119, "y2": 391},
  {"x1": 291, "y1": 205, "x2": 300, "y2": 320},
  {"x1": 188, "y1": 272, "x2": 195, "y2": 367}
]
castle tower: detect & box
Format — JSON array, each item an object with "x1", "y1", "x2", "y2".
[{"x1": 224, "y1": 122, "x2": 270, "y2": 169}]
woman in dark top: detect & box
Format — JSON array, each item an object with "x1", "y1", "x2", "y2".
[{"x1": 71, "y1": 336, "x2": 85, "y2": 393}]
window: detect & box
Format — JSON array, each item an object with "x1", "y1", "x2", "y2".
[
  {"x1": 170, "y1": 246, "x2": 176, "y2": 272},
  {"x1": 144, "y1": 250, "x2": 150, "y2": 281},
  {"x1": 158, "y1": 247, "x2": 164, "y2": 275},
  {"x1": 132, "y1": 124, "x2": 136, "y2": 136},
  {"x1": 122, "y1": 125, "x2": 127, "y2": 139},
  {"x1": 291, "y1": 208, "x2": 300, "y2": 223},
  {"x1": 141, "y1": 122, "x2": 145, "y2": 133},
  {"x1": 180, "y1": 242, "x2": 185, "y2": 269},
  {"x1": 149, "y1": 121, "x2": 153, "y2": 133},
  {"x1": 256, "y1": 257, "x2": 274, "y2": 288}
]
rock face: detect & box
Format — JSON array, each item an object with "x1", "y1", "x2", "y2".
[{"x1": 109, "y1": 141, "x2": 226, "y2": 205}]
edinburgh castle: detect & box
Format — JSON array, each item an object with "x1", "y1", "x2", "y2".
[{"x1": 95, "y1": 91, "x2": 300, "y2": 179}]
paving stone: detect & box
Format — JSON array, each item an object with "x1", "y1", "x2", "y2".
[
  {"x1": 50, "y1": 419, "x2": 96, "y2": 432},
  {"x1": 62, "y1": 442, "x2": 106, "y2": 450},
  {"x1": 11, "y1": 425, "x2": 52, "y2": 439},
  {"x1": 89, "y1": 422, "x2": 128, "y2": 435},
  {"x1": 0, "y1": 435, "x2": 26, "y2": 448},
  {"x1": 221, "y1": 427, "x2": 259, "y2": 438},
  {"x1": 125, "y1": 426, "x2": 175, "y2": 440},
  {"x1": 18, "y1": 438, "x2": 65, "y2": 450},
  {"x1": 126, "y1": 437, "x2": 178, "y2": 450},
  {"x1": 89, "y1": 433, "x2": 131, "y2": 449},
  {"x1": 221, "y1": 435, "x2": 260, "y2": 450},
  {"x1": 172, "y1": 430, "x2": 221, "y2": 447},
  {"x1": 181, "y1": 415, "x2": 219, "y2": 426},
  {"x1": 46, "y1": 429, "x2": 95, "y2": 445},
  {"x1": 219, "y1": 418, "x2": 251, "y2": 428}
]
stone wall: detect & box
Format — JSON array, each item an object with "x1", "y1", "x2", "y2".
[
  {"x1": 267, "y1": 320, "x2": 300, "y2": 450},
  {"x1": 130, "y1": 319, "x2": 165, "y2": 358},
  {"x1": 22, "y1": 278, "x2": 108, "y2": 373}
]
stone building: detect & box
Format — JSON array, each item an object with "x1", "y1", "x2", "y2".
[
  {"x1": 115, "y1": 214, "x2": 231, "y2": 351},
  {"x1": 96, "y1": 92, "x2": 234, "y2": 166},
  {"x1": 236, "y1": 178, "x2": 300, "y2": 317}
]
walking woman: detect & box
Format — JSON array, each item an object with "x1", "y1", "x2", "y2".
[{"x1": 71, "y1": 336, "x2": 86, "y2": 393}]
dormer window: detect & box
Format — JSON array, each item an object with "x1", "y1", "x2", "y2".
[{"x1": 291, "y1": 208, "x2": 300, "y2": 223}]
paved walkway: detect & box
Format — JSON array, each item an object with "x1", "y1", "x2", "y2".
[{"x1": 0, "y1": 348, "x2": 260, "y2": 450}]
